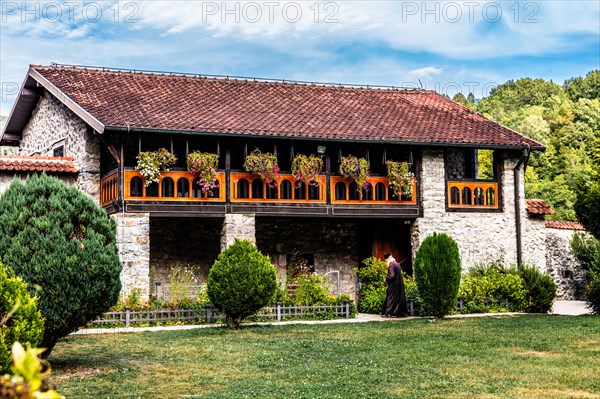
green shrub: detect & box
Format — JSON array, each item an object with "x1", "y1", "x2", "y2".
[
  {"x1": 207, "y1": 239, "x2": 277, "y2": 328},
  {"x1": 517, "y1": 265, "x2": 557, "y2": 313},
  {"x1": 0, "y1": 262, "x2": 44, "y2": 374},
  {"x1": 571, "y1": 232, "x2": 600, "y2": 312},
  {"x1": 585, "y1": 272, "x2": 600, "y2": 315},
  {"x1": 458, "y1": 268, "x2": 527, "y2": 313},
  {"x1": 0, "y1": 174, "x2": 122, "y2": 354},
  {"x1": 355, "y1": 257, "x2": 387, "y2": 314},
  {"x1": 293, "y1": 274, "x2": 335, "y2": 305},
  {"x1": 403, "y1": 274, "x2": 420, "y2": 305},
  {"x1": 414, "y1": 233, "x2": 462, "y2": 318}
]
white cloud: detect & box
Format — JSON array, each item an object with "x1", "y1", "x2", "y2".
[{"x1": 408, "y1": 67, "x2": 443, "y2": 80}]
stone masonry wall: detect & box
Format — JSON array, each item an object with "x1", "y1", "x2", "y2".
[
  {"x1": 221, "y1": 213, "x2": 256, "y2": 250},
  {"x1": 546, "y1": 228, "x2": 586, "y2": 300},
  {"x1": 521, "y1": 215, "x2": 548, "y2": 270},
  {"x1": 19, "y1": 92, "x2": 101, "y2": 203},
  {"x1": 256, "y1": 218, "x2": 358, "y2": 300},
  {"x1": 411, "y1": 148, "x2": 525, "y2": 270},
  {"x1": 113, "y1": 213, "x2": 150, "y2": 299},
  {"x1": 150, "y1": 217, "x2": 222, "y2": 294}
]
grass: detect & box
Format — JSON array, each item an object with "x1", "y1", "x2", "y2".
[{"x1": 49, "y1": 315, "x2": 600, "y2": 399}]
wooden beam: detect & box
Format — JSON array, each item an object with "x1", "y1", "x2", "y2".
[{"x1": 98, "y1": 135, "x2": 120, "y2": 164}]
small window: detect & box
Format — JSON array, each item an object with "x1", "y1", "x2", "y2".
[
  {"x1": 192, "y1": 178, "x2": 203, "y2": 198},
  {"x1": 267, "y1": 182, "x2": 278, "y2": 199},
  {"x1": 130, "y1": 177, "x2": 143, "y2": 197},
  {"x1": 294, "y1": 181, "x2": 306, "y2": 200},
  {"x1": 177, "y1": 178, "x2": 190, "y2": 198},
  {"x1": 375, "y1": 183, "x2": 386, "y2": 201},
  {"x1": 450, "y1": 187, "x2": 460, "y2": 205},
  {"x1": 209, "y1": 180, "x2": 220, "y2": 198},
  {"x1": 335, "y1": 182, "x2": 346, "y2": 200},
  {"x1": 280, "y1": 180, "x2": 292, "y2": 199},
  {"x1": 362, "y1": 186, "x2": 372, "y2": 201},
  {"x1": 53, "y1": 145, "x2": 64, "y2": 157},
  {"x1": 388, "y1": 186, "x2": 398, "y2": 200},
  {"x1": 146, "y1": 182, "x2": 159, "y2": 197},
  {"x1": 461, "y1": 187, "x2": 472, "y2": 205},
  {"x1": 308, "y1": 182, "x2": 319, "y2": 200},
  {"x1": 237, "y1": 179, "x2": 249, "y2": 199},
  {"x1": 161, "y1": 177, "x2": 175, "y2": 198},
  {"x1": 486, "y1": 188, "x2": 495, "y2": 206},
  {"x1": 473, "y1": 187, "x2": 484, "y2": 205},
  {"x1": 252, "y1": 180, "x2": 264, "y2": 199},
  {"x1": 349, "y1": 182, "x2": 360, "y2": 200}
]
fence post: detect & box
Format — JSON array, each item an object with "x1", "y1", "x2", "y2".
[
  {"x1": 505, "y1": 298, "x2": 509, "y2": 309},
  {"x1": 125, "y1": 306, "x2": 131, "y2": 328},
  {"x1": 409, "y1": 300, "x2": 414, "y2": 316},
  {"x1": 344, "y1": 300, "x2": 350, "y2": 319},
  {"x1": 206, "y1": 304, "x2": 212, "y2": 324},
  {"x1": 276, "y1": 302, "x2": 282, "y2": 322},
  {"x1": 458, "y1": 299, "x2": 464, "y2": 312}
]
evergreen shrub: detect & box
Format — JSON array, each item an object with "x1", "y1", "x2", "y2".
[
  {"x1": 459, "y1": 269, "x2": 527, "y2": 313},
  {"x1": 207, "y1": 239, "x2": 277, "y2": 328},
  {"x1": 0, "y1": 174, "x2": 122, "y2": 354},
  {"x1": 414, "y1": 233, "x2": 462, "y2": 318},
  {"x1": 0, "y1": 262, "x2": 44, "y2": 374},
  {"x1": 517, "y1": 265, "x2": 557, "y2": 313}
]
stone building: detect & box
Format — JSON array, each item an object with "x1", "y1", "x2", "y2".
[{"x1": 0, "y1": 64, "x2": 585, "y2": 301}]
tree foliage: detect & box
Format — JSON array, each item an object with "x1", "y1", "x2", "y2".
[
  {"x1": 207, "y1": 239, "x2": 276, "y2": 329},
  {"x1": 0, "y1": 262, "x2": 44, "y2": 374},
  {"x1": 414, "y1": 233, "x2": 462, "y2": 318},
  {"x1": 475, "y1": 71, "x2": 599, "y2": 221},
  {"x1": 0, "y1": 174, "x2": 122, "y2": 354}
]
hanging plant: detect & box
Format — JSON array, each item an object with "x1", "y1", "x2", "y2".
[
  {"x1": 386, "y1": 160, "x2": 415, "y2": 197},
  {"x1": 187, "y1": 151, "x2": 219, "y2": 194},
  {"x1": 136, "y1": 148, "x2": 177, "y2": 187},
  {"x1": 291, "y1": 154, "x2": 323, "y2": 187},
  {"x1": 339, "y1": 155, "x2": 371, "y2": 190},
  {"x1": 243, "y1": 148, "x2": 280, "y2": 186}
]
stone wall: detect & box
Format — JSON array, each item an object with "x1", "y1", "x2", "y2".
[
  {"x1": 522, "y1": 215, "x2": 548, "y2": 270},
  {"x1": 18, "y1": 92, "x2": 101, "y2": 203},
  {"x1": 113, "y1": 213, "x2": 150, "y2": 299},
  {"x1": 150, "y1": 217, "x2": 222, "y2": 293},
  {"x1": 221, "y1": 213, "x2": 256, "y2": 250},
  {"x1": 545, "y1": 228, "x2": 586, "y2": 300},
  {"x1": 411, "y1": 148, "x2": 524, "y2": 270},
  {"x1": 256, "y1": 218, "x2": 359, "y2": 300}
]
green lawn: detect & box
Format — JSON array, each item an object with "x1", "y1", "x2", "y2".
[{"x1": 49, "y1": 315, "x2": 600, "y2": 399}]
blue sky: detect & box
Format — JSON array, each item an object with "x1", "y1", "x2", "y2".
[{"x1": 1, "y1": 0, "x2": 599, "y2": 115}]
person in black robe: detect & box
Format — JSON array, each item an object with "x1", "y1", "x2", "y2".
[{"x1": 382, "y1": 252, "x2": 409, "y2": 317}]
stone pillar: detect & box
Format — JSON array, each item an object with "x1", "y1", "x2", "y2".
[
  {"x1": 221, "y1": 213, "x2": 256, "y2": 250},
  {"x1": 113, "y1": 213, "x2": 150, "y2": 299}
]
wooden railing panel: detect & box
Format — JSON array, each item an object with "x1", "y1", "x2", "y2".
[
  {"x1": 100, "y1": 170, "x2": 119, "y2": 206},
  {"x1": 230, "y1": 172, "x2": 326, "y2": 203},
  {"x1": 124, "y1": 170, "x2": 226, "y2": 202},
  {"x1": 447, "y1": 181, "x2": 498, "y2": 209},
  {"x1": 330, "y1": 177, "x2": 417, "y2": 205}
]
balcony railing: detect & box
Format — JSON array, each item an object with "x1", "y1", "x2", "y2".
[
  {"x1": 330, "y1": 177, "x2": 417, "y2": 204},
  {"x1": 124, "y1": 170, "x2": 226, "y2": 201},
  {"x1": 230, "y1": 173, "x2": 326, "y2": 203},
  {"x1": 100, "y1": 169, "x2": 119, "y2": 206},
  {"x1": 447, "y1": 180, "x2": 498, "y2": 209}
]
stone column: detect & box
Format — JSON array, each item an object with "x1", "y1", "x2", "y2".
[
  {"x1": 221, "y1": 213, "x2": 256, "y2": 250},
  {"x1": 113, "y1": 213, "x2": 150, "y2": 299}
]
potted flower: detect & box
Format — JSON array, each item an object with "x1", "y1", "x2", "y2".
[
  {"x1": 187, "y1": 151, "x2": 219, "y2": 195},
  {"x1": 136, "y1": 148, "x2": 177, "y2": 187},
  {"x1": 386, "y1": 160, "x2": 415, "y2": 197},
  {"x1": 339, "y1": 155, "x2": 371, "y2": 190},
  {"x1": 291, "y1": 154, "x2": 323, "y2": 187},
  {"x1": 243, "y1": 148, "x2": 280, "y2": 186}
]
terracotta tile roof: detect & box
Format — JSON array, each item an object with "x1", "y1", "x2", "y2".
[
  {"x1": 28, "y1": 65, "x2": 543, "y2": 149},
  {"x1": 0, "y1": 156, "x2": 78, "y2": 174},
  {"x1": 546, "y1": 220, "x2": 587, "y2": 231},
  {"x1": 525, "y1": 199, "x2": 555, "y2": 216}
]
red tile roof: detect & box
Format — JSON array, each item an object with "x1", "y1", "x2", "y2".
[
  {"x1": 0, "y1": 156, "x2": 78, "y2": 174},
  {"x1": 525, "y1": 199, "x2": 555, "y2": 216},
  {"x1": 26, "y1": 65, "x2": 543, "y2": 149},
  {"x1": 546, "y1": 220, "x2": 586, "y2": 231}
]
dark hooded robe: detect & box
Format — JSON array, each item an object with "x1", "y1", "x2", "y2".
[{"x1": 382, "y1": 260, "x2": 409, "y2": 317}]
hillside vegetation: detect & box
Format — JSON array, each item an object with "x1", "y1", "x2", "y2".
[{"x1": 455, "y1": 70, "x2": 600, "y2": 221}]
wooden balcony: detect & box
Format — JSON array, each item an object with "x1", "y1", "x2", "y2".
[
  {"x1": 330, "y1": 177, "x2": 416, "y2": 205},
  {"x1": 447, "y1": 180, "x2": 499, "y2": 210},
  {"x1": 100, "y1": 169, "x2": 118, "y2": 206},
  {"x1": 123, "y1": 170, "x2": 226, "y2": 202},
  {"x1": 230, "y1": 173, "x2": 326, "y2": 203}
]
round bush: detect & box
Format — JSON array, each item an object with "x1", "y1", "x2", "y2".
[
  {"x1": 355, "y1": 257, "x2": 387, "y2": 314},
  {"x1": 0, "y1": 174, "x2": 122, "y2": 354},
  {"x1": 458, "y1": 269, "x2": 527, "y2": 313},
  {"x1": 414, "y1": 232, "x2": 462, "y2": 318},
  {"x1": 518, "y1": 265, "x2": 557, "y2": 313},
  {"x1": 207, "y1": 239, "x2": 276, "y2": 328},
  {"x1": 585, "y1": 272, "x2": 600, "y2": 315},
  {"x1": 0, "y1": 261, "x2": 44, "y2": 373}
]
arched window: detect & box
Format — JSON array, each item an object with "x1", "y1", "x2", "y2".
[
  {"x1": 294, "y1": 181, "x2": 306, "y2": 200},
  {"x1": 130, "y1": 176, "x2": 143, "y2": 197},
  {"x1": 266, "y1": 181, "x2": 278, "y2": 199},
  {"x1": 146, "y1": 182, "x2": 159, "y2": 197},
  {"x1": 375, "y1": 183, "x2": 386, "y2": 201},
  {"x1": 388, "y1": 186, "x2": 398, "y2": 200},
  {"x1": 252, "y1": 179, "x2": 264, "y2": 199},
  {"x1": 280, "y1": 180, "x2": 292, "y2": 199},
  {"x1": 237, "y1": 179, "x2": 249, "y2": 199},
  {"x1": 486, "y1": 187, "x2": 495, "y2": 206},
  {"x1": 177, "y1": 178, "x2": 189, "y2": 198},
  {"x1": 161, "y1": 177, "x2": 175, "y2": 198},
  {"x1": 209, "y1": 180, "x2": 220, "y2": 198},
  {"x1": 308, "y1": 182, "x2": 319, "y2": 200},
  {"x1": 461, "y1": 187, "x2": 472, "y2": 205},
  {"x1": 450, "y1": 187, "x2": 460, "y2": 204},
  {"x1": 473, "y1": 187, "x2": 484, "y2": 205},
  {"x1": 335, "y1": 182, "x2": 346, "y2": 200},
  {"x1": 349, "y1": 182, "x2": 360, "y2": 200},
  {"x1": 192, "y1": 178, "x2": 203, "y2": 198},
  {"x1": 362, "y1": 186, "x2": 373, "y2": 201}
]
